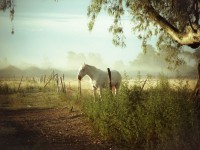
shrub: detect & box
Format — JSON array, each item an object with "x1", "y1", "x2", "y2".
[
  {"x1": 81, "y1": 75, "x2": 200, "y2": 150},
  {"x1": 0, "y1": 82, "x2": 16, "y2": 94}
]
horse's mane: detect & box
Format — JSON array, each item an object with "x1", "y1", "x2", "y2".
[
  {"x1": 81, "y1": 64, "x2": 106, "y2": 75},
  {"x1": 84, "y1": 64, "x2": 96, "y2": 70}
]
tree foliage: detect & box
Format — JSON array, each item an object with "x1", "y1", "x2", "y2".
[
  {"x1": 0, "y1": 0, "x2": 15, "y2": 34},
  {"x1": 87, "y1": 0, "x2": 200, "y2": 50},
  {"x1": 1, "y1": 0, "x2": 200, "y2": 66}
]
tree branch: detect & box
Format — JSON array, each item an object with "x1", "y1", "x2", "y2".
[
  {"x1": 145, "y1": 4, "x2": 200, "y2": 48},
  {"x1": 194, "y1": 0, "x2": 199, "y2": 25},
  {"x1": 187, "y1": 10, "x2": 197, "y2": 33}
]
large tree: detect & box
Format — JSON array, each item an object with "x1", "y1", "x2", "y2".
[
  {"x1": 1, "y1": 0, "x2": 200, "y2": 63},
  {"x1": 87, "y1": 0, "x2": 200, "y2": 99},
  {"x1": 87, "y1": 0, "x2": 200, "y2": 49},
  {"x1": 1, "y1": 0, "x2": 200, "y2": 49}
]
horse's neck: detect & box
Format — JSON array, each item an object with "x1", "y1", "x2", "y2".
[{"x1": 87, "y1": 66, "x2": 103, "y2": 81}]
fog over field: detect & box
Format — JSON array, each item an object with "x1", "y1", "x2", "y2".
[
  {"x1": 0, "y1": 0, "x2": 199, "y2": 79},
  {"x1": 0, "y1": 45, "x2": 199, "y2": 78}
]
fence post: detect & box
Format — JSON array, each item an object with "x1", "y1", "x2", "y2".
[
  {"x1": 60, "y1": 77, "x2": 64, "y2": 93},
  {"x1": 18, "y1": 76, "x2": 23, "y2": 91},
  {"x1": 107, "y1": 68, "x2": 112, "y2": 94},
  {"x1": 44, "y1": 74, "x2": 46, "y2": 84},
  {"x1": 62, "y1": 74, "x2": 66, "y2": 93},
  {"x1": 67, "y1": 81, "x2": 71, "y2": 97},
  {"x1": 78, "y1": 80, "x2": 81, "y2": 98}
]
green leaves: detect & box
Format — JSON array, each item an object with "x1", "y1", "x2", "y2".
[
  {"x1": 82, "y1": 76, "x2": 199, "y2": 149},
  {"x1": 88, "y1": 0, "x2": 126, "y2": 47},
  {"x1": 87, "y1": 0, "x2": 198, "y2": 66},
  {"x1": 79, "y1": 75, "x2": 198, "y2": 148}
]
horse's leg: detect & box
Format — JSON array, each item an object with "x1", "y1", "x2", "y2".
[
  {"x1": 93, "y1": 88, "x2": 97, "y2": 102},
  {"x1": 115, "y1": 87, "x2": 118, "y2": 95},
  {"x1": 115, "y1": 83, "x2": 120, "y2": 95},
  {"x1": 99, "y1": 86, "x2": 103, "y2": 100}
]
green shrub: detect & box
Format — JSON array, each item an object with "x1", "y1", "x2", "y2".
[{"x1": 81, "y1": 75, "x2": 200, "y2": 150}]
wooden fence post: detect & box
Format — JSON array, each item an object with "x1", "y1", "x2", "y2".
[
  {"x1": 18, "y1": 76, "x2": 23, "y2": 91},
  {"x1": 62, "y1": 74, "x2": 66, "y2": 93},
  {"x1": 44, "y1": 75, "x2": 46, "y2": 84},
  {"x1": 53, "y1": 73, "x2": 57, "y2": 92},
  {"x1": 67, "y1": 81, "x2": 71, "y2": 97},
  {"x1": 107, "y1": 68, "x2": 112, "y2": 94},
  {"x1": 60, "y1": 76, "x2": 64, "y2": 93},
  {"x1": 78, "y1": 80, "x2": 81, "y2": 97}
]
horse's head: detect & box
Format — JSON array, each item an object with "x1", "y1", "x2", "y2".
[{"x1": 77, "y1": 64, "x2": 87, "y2": 81}]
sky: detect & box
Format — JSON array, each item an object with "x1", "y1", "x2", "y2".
[{"x1": 0, "y1": 0, "x2": 152, "y2": 71}]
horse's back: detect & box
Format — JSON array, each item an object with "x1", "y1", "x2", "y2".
[{"x1": 111, "y1": 70, "x2": 122, "y2": 85}]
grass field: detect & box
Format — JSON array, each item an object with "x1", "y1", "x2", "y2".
[{"x1": 0, "y1": 75, "x2": 200, "y2": 149}]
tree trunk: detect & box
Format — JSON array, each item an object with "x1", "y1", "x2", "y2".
[{"x1": 194, "y1": 62, "x2": 200, "y2": 101}]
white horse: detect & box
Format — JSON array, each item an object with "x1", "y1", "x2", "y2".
[{"x1": 77, "y1": 64, "x2": 122, "y2": 98}]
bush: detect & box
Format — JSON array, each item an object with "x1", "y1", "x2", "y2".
[
  {"x1": 81, "y1": 75, "x2": 200, "y2": 150},
  {"x1": 0, "y1": 82, "x2": 16, "y2": 94}
]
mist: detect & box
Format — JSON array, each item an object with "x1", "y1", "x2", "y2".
[
  {"x1": 66, "y1": 51, "x2": 106, "y2": 70},
  {"x1": 0, "y1": 44, "x2": 199, "y2": 79},
  {"x1": 0, "y1": 58, "x2": 9, "y2": 69}
]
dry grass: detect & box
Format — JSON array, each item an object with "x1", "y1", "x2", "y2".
[
  {"x1": 0, "y1": 92, "x2": 69, "y2": 109},
  {"x1": 0, "y1": 77, "x2": 197, "y2": 109},
  {"x1": 125, "y1": 78, "x2": 196, "y2": 90},
  {"x1": 0, "y1": 78, "x2": 69, "y2": 109},
  {"x1": 66, "y1": 78, "x2": 193, "y2": 91}
]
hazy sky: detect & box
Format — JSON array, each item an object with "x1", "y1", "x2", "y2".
[{"x1": 0, "y1": 0, "x2": 152, "y2": 70}]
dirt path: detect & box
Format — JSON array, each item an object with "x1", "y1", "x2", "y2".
[{"x1": 0, "y1": 108, "x2": 117, "y2": 150}]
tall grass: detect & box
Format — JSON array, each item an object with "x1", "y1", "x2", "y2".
[
  {"x1": 0, "y1": 79, "x2": 67, "y2": 109},
  {"x1": 0, "y1": 81, "x2": 16, "y2": 94},
  {"x1": 1, "y1": 76, "x2": 199, "y2": 149},
  {"x1": 81, "y1": 75, "x2": 200, "y2": 150}
]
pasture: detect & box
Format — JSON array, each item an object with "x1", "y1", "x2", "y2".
[{"x1": 0, "y1": 74, "x2": 200, "y2": 150}]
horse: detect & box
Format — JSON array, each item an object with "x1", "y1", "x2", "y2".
[{"x1": 77, "y1": 64, "x2": 122, "y2": 99}]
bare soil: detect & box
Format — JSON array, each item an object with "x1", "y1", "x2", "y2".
[{"x1": 0, "y1": 108, "x2": 117, "y2": 150}]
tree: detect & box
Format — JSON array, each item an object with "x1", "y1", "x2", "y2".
[
  {"x1": 88, "y1": 0, "x2": 200, "y2": 99},
  {"x1": 0, "y1": 0, "x2": 14, "y2": 18},
  {"x1": 0, "y1": 0, "x2": 15, "y2": 34},
  {"x1": 2, "y1": 0, "x2": 199, "y2": 48},
  {"x1": 87, "y1": 0, "x2": 200, "y2": 49}
]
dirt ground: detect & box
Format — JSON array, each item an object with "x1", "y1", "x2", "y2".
[{"x1": 0, "y1": 107, "x2": 118, "y2": 150}]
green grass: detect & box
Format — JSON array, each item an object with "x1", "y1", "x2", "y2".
[{"x1": 80, "y1": 75, "x2": 200, "y2": 150}]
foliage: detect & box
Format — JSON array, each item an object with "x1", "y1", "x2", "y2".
[
  {"x1": 0, "y1": 0, "x2": 15, "y2": 34},
  {"x1": 87, "y1": 0, "x2": 200, "y2": 66},
  {"x1": 81, "y1": 75, "x2": 200, "y2": 149}
]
